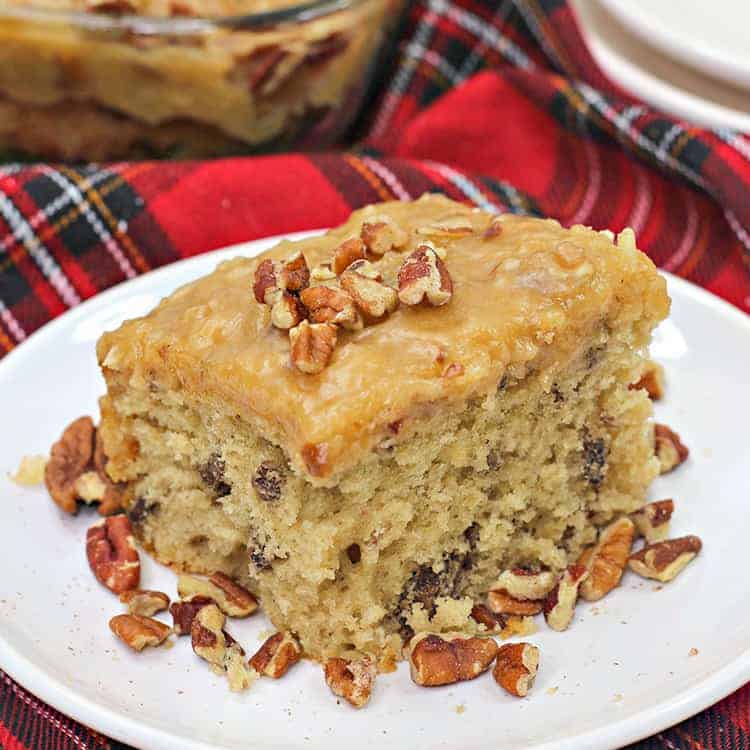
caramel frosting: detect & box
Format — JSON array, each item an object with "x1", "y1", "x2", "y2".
[{"x1": 97, "y1": 194, "x2": 669, "y2": 481}]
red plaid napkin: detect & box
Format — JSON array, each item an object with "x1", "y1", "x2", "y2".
[{"x1": 1, "y1": 0, "x2": 749, "y2": 747}]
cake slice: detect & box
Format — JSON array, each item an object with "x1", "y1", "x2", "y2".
[{"x1": 96, "y1": 194, "x2": 669, "y2": 667}]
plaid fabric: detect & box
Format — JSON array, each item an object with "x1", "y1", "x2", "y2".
[{"x1": 1, "y1": 0, "x2": 748, "y2": 747}]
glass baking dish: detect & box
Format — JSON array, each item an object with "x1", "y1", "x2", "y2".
[{"x1": 0, "y1": 0, "x2": 403, "y2": 160}]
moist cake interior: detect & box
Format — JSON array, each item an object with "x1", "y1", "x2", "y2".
[{"x1": 97, "y1": 195, "x2": 668, "y2": 666}]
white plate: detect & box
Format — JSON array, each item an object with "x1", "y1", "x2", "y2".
[
  {"x1": 1, "y1": 234, "x2": 750, "y2": 750},
  {"x1": 600, "y1": 0, "x2": 750, "y2": 91},
  {"x1": 573, "y1": 0, "x2": 750, "y2": 132}
]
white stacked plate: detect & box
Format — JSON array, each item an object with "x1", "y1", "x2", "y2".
[{"x1": 573, "y1": 0, "x2": 750, "y2": 131}]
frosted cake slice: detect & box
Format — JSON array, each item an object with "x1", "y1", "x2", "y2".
[{"x1": 96, "y1": 194, "x2": 669, "y2": 666}]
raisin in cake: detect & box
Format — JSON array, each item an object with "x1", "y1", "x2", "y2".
[{"x1": 96, "y1": 194, "x2": 669, "y2": 667}]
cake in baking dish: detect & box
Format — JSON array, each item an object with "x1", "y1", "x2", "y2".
[{"x1": 96, "y1": 194, "x2": 669, "y2": 666}]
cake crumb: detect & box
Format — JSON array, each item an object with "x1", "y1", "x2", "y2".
[
  {"x1": 455, "y1": 704, "x2": 466, "y2": 714},
  {"x1": 613, "y1": 693, "x2": 623, "y2": 702},
  {"x1": 652, "y1": 585, "x2": 663, "y2": 592},
  {"x1": 10, "y1": 455, "x2": 48, "y2": 486},
  {"x1": 546, "y1": 687, "x2": 558, "y2": 696},
  {"x1": 688, "y1": 647, "x2": 699, "y2": 657}
]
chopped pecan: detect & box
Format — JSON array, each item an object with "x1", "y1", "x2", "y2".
[
  {"x1": 493, "y1": 642, "x2": 540, "y2": 697},
  {"x1": 492, "y1": 569, "x2": 557, "y2": 600},
  {"x1": 45, "y1": 416, "x2": 95, "y2": 513},
  {"x1": 470, "y1": 603, "x2": 507, "y2": 633},
  {"x1": 86, "y1": 515, "x2": 140, "y2": 595},
  {"x1": 397, "y1": 245, "x2": 453, "y2": 307},
  {"x1": 109, "y1": 614, "x2": 171, "y2": 651},
  {"x1": 631, "y1": 499, "x2": 675, "y2": 543},
  {"x1": 407, "y1": 632, "x2": 498, "y2": 687},
  {"x1": 324, "y1": 656, "x2": 376, "y2": 708},
  {"x1": 279, "y1": 251, "x2": 310, "y2": 293},
  {"x1": 628, "y1": 536, "x2": 702, "y2": 582},
  {"x1": 332, "y1": 237, "x2": 367, "y2": 275},
  {"x1": 655, "y1": 424, "x2": 689, "y2": 473},
  {"x1": 253, "y1": 252, "x2": 310, "y2": 306},
  {"x1": 415, "y1": 215, "x2": 474, "y2": 238},
  {"x1": 543, "y1": 564, "x2": 588, "y2": 632},
  {"x1": 300, "y1": 285, "x2": 362, "y2": 330},
  {"x1": 360, "y1": 216, "x2": 408, "y2": 256},
  {"x1": 630, "y1": 361, "x2": 665, "y2": 400},
  {"x1": 249, "y1": 632, "x2": 302, "y2": 678},
  {"x1": 340, "y1": 260, "x2": 399, "y2": 318},
  {"x1": 270, "y1": 292, "x2": 307, "y2": 330},
  {"x1": 578, "y1": 517, "x2": 635, "y2": 602},
  {"x1": 120, "y1": 589, "x2": 170, "y2": 617},
  {"x1": 253, "y1": 258, "x2": 282, "y2": 305},
  {"x1": 170, "y1": 595, "x2": 215, "y2": 635},
  {"x1": 191, "y1": 620, "x2": 254, "y2": 693},
  {"x1": 289, "y1": 321, "x2": 338, "y2": 374},
  {"x1": 177, "y1": 573, "x2": 258, "y2": 618},
  {"x1": 191, "y1": 603, "x2": 227, "y2": 667},
  {"x1": 487, "y1": 590, "x2": 542, "y2": 616}
]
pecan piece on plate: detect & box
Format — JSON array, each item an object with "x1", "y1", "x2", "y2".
[
  {"x1": 324, "y1": 656, "x2": 376, "y2": 708},
  {"x1": 493, "y1": 642, "x2": 540, "y2": 697},
  {"x1": 177, "y1": 573, "x2": 258, "y2": 618},
  {"x1": 120, "y1": 589, "x2": 170, "y2": 617},
  {"x1": 406, "y1": 632, "x2": 498, "y2": 687},
  {"x1": 86, "y1": 515, "x2": 140, "y2": 594},
  {"x1": 45, "y1": 416, "x2": 95, "y2": 513},
  {"x1": 249, "y1": 632, "x2": 302, "y2": 678},
  {"x1": 487, "y1": 590, "x2": 543, "y2": 617},
  {"x1": 492, "y1": 568, "x2": 557, "y2": 601},
  {"x1": 578, "y1": 517, "x2": 635, "y2": 602},
  {"x1": 543, "y1": 564, "x2": 588, "y2": 632},
  {"x1": 631, "y1": 499, "x2": 674, "y2": 543},
  {"x1": 170, "y1": 595, "x2": 215, "y2": 636},
  {"x1": 628, "y1": 536, "x2": 702, "y2": 583},
  {"x1": 109, "y1": 614, "x2": 171, "y2": 651},
  {"x1": 654, "y1": 424, "x2": 689, "y2": 474}
]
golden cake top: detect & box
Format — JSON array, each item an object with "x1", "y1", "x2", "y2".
[{"x1": 97, "y1": 194, "x2": 669, "y2": 482}]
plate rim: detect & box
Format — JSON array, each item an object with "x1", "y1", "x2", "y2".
[
  {"x1": 599, "y1": 0, "x2": 750, "y2": 91},
  {"x1": 1, "y1": 233, "x2": 749, "y2": 750},
  {"x1": 573, "y1": 0, "x2": 750, "y2": 132}
]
